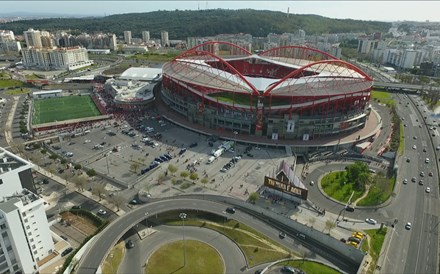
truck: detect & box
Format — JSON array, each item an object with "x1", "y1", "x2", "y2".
[
  {"x1": 212, "y1": 148, "x2": 225, "y2": 158},
  {"x1": 207, "y1": 156, "x2": 216, "y2": 164}
]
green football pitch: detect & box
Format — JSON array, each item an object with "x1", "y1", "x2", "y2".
[{"x1": 32, "y1": 96, "x2": 101, "y2": 125}]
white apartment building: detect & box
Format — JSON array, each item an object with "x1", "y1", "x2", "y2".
[
  {"x1": 124, "y1": 31, "x2": 132, "y2": 44},
  {"x1": 0, "y1": 30, "x2": 21, "y2": 54},
  {"x1": 23, "y1": 29, "x2": 43, "y2": 49},
  {"x1": 22, "y1": 46, "x2": 93, "y2": 70},
  {"x1": 0, "y1": 148, "x2": 54, "y2": 274},
  {"x1": 161, "y1": 31, "x2": 169, "y2": 47},
  {"x1": 142, "y1": 31, "x2": 150, "y2": 43}
]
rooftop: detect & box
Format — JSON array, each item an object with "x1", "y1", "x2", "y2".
[{"x1": 0, "y1": 147, "x2": 30, "y2": 175}]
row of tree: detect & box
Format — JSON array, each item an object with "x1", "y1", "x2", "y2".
[{"x1": 1, "y1": 9, "x2": 391, "y2": 40}]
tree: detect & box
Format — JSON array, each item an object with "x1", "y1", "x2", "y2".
[
  {"x1": 345, "y1": 161, "x2": 371, "y2": 188},
  {"x1": 180, "y1": 171, "x2": 189, "y2": 178},
  {"x1": 74, "y1": 164, "x2": 82, "y2": 170},
  {"x1": 130, "y1": 162, "x2": 140, "y2": 173},
  {"x1": 86, "y1": 169, "x2": 96, "y2": 177},
  {"x1": 91, "y1": 183, "x2": 106, "y2": 201},
  {"x1": 111, "y1": 194, "x2": 125, "y2": 211},
  {"x1": 168, "y1": 164, "x2": 178, "y2": 176},
  {"x1": 325, "y1": 220, "x2": 336, "y2": 234},
  {"x1": 157, "y1": 173, "x2": 165, "y2": 184},
  {"x1": 189, "y1": 172, "x2": 198, "y2": 181},
  {"x1": 248, "y1": 192, "x2": 259, "y2": 204},
  {"x1": 71, "y1": 176, "x2": 87, "y2": 192}
]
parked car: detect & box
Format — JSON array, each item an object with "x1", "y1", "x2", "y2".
[
  {"x1": 405, "y1": 222, "x2": 412, "y2": 230},
  {"x1": 97, "y1": 209, "x2": 107, "y2": 215},
  {"x1": 71, "y1": 205, "x2": 81, "y2": 210},
  {"x1": 61, "y1": 247, "x2": 73, "y2": 257},
  {"x1": 189, "y1": 142, "x2": 198, "y2": 148}
]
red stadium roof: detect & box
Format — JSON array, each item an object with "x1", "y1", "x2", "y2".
[{"x1": 162, "y1": 41, "x2": 372, "y2": 97}]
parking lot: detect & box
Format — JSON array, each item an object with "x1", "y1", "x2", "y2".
[{"x1": 48, "y1": 114, "x2": 295, "y2": 200}]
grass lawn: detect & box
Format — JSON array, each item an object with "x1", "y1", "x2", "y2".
[
  {"x1": 144, "y1": 240, "x2": 223, "y2": 274},
  {"x1": 102, "y1": 241, "x2": 125, "y2": 274},
  {"x1": 208, "y1": 92, "x2": 291, "y2": 107},
  {"x1": 320, "y1": 171, "x2": 364, "y2": 203},
  {"x1": 32, "y1": 95, "x2": 101, "y2": 125},
  {"x1": 397, "y1": 123, "x2": 405, "y2": 156},
  {"x1": 166, "y1": 219, "x2": 290, "y2": 267},
  {"x1": 5, "y1": 88, "x2": 31, "y2": 95},
  {"x1": 371, "y1": 90, "x2": 395, "y2": 107},
  {"x1": 356, "y1": 176, "x2": 395, "y2": 206},
  {"x1": 0, "y1": 79, "x2": 25, "y2": 88},
  {"x1": 363, "y1": 228, "x2": 387, "y2": 274},
  {"x1": 279, "y1": 260, "x2": 341, "y2": 274}
]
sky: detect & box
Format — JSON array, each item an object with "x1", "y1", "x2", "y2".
[{"x1": 2, "y1": 1, "x2": 440, "y2": 22}]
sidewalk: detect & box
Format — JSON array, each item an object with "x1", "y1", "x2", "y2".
[{"x1": 33, "y1": 165, "x2": 126, "y2": 216}]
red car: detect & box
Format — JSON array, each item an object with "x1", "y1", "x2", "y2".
[{"x1": 429, "y1": 172, "x2": 433, "y2": 177}]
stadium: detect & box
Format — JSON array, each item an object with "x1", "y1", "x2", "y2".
[{"x1": 161, "y1": 42, "x2": 373, "y2": 141}]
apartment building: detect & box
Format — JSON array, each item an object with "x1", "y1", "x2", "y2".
[
  {"x1": 0, "y1": 148, "x2": 54, "y2": 274},
  {"x1": 161, "y1": 31, "x2": 169, "y2": 47},
  {"x1": 0, "y1": 30, "x2": 21, "y2": 54},
  {"x1": 142, "y1": 31, "x2": 150, "y2": 43},
  {"x1": 22, "y1": 46, "x2": 93, "y2": 70},
  {"x1": 23, "y1": 29, "x2": 43, "y2": 49},
  {"x1": 124, "y1": 31, "x2": 132, "y2": 44}
]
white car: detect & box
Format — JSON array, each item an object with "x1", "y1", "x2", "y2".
[
  {"x1": 365, "y1": 218, "x2": 377, "y2": 225},
  {"x1": 405, "y1": 222, "x2": 412, "y2": 230},
  {"x1": 425, "y1": 158, "x2": 430, "y2": 164},
  {"x1": 97, "y1": 209, "x2": 107, "y2": 215},
  {"x1": 412, "y1": 145, "x2": 417, "y2": 149},
  {"x1": 426, "y1": 187, "x2": 431, "y2": 193},
  {"x1": 403, "y1": 179, "x2": 408, "y2": 184}
]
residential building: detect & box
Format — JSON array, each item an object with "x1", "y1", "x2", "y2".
[
  {"x1": 0, "y1": 30, "x2": 21, "y2": 54},
  {"x1": 0, "y1": 148, "x2": 54, "y2": 274},
  {"x1": 161, "y1": 31, "x2": 169, "y2": 47},
  {"x1": 124, "y1": 31, "x2": 132, "y2": 44},
  {"x1": 22, "y1": 46, "x2": 93, "y2": 70},
  {"x1": 142, "y1": 31, "x2": 150, "y2": 43},
  {"x1": 23, "y1": 28, "x2": 42, "y2": 49}
]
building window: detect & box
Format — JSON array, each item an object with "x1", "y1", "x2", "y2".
[
  {"x1": 24, "y1": 219, "x2": 28, "y2": 223},
  {"x1": 26, "y1": 225, "x2": 30, "y2": 229},
  {"x1": 0, "y1": 179, "x2": 3, "y2": 185},
  {"x1": 1, "y1": 231, "x2": 7, "y2": 237},
  {"x1": 0, "y1": 224, "x2": 5, "y2": 229}
]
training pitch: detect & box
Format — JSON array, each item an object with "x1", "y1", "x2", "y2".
[{"x1": 32, "y1": 95, "x2": 101, "y2": 125}]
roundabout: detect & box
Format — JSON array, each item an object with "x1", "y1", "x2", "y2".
[{"x1": 76, "y1": 197, "x2": 362, "y2": 274}]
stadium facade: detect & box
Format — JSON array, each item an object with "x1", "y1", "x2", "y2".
[{"x1": 161, "y1": 41, "x2": 373, "y2": 141}]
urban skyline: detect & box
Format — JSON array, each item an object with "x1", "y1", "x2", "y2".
[{"x1": 1, "y1": 1, "x2": 440, "y2": 22}]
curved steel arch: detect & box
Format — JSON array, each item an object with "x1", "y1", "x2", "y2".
[
  {"x1": 166, "y1": 49, "x2": 260, "y2": 96},
  {"x1": 176, "y1": 41, "x2": 252, "y2": 60},
  {"x1": 263, "y1": 59, "x2": 373, "y2": 96},
  {"x1": 258, "y1": 45, "x2": 338, "y2": 60}
]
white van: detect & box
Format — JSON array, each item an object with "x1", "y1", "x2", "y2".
[{"x1": 207, "y1": 156, "x2": 216, "y2": 164}]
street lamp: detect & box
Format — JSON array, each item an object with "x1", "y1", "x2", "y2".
[
  {"x1": 233, "y1": 131, "x2": 238, "y2": 160},
  {"x1": 179, "y1": 212, "x2": 187, "y2": 267}
]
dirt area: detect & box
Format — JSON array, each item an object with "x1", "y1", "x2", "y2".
[{"x1": 60, "y1": 211, "x2": 98, "y2": 236}]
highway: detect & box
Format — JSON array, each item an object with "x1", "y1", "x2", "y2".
[{"x1": 382, "y1": 93, "x2": 440, "y2": 274}]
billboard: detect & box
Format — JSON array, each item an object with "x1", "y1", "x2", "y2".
[
  {"x1": 264, "y1": 176, "x2": 308, "y2": 200},
  {"x1": 286, "y1": 120, "x2": 295, "y2": 132}
]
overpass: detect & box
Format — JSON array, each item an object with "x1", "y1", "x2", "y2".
[
  {"x1": 373, "y1": 81, "x2": 440, "y2": 92},
  {"x1": 76, "y1": 195, "x2": 364, "y2": 274}
]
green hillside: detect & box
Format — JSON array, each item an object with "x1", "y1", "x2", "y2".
[{"x1": 0, "y1": 9, "x2": 391, "y2": 39}]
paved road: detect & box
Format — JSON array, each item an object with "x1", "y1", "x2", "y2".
[
  {"x1": 381, "y1": 94, "x2": 440, "y2": 274},
  {"x1": 77, "y1": 197, "x2": 355, "y2": 274},
  {"x1": 118, "y1": 225, "x2": 247, "y2": 274}
]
